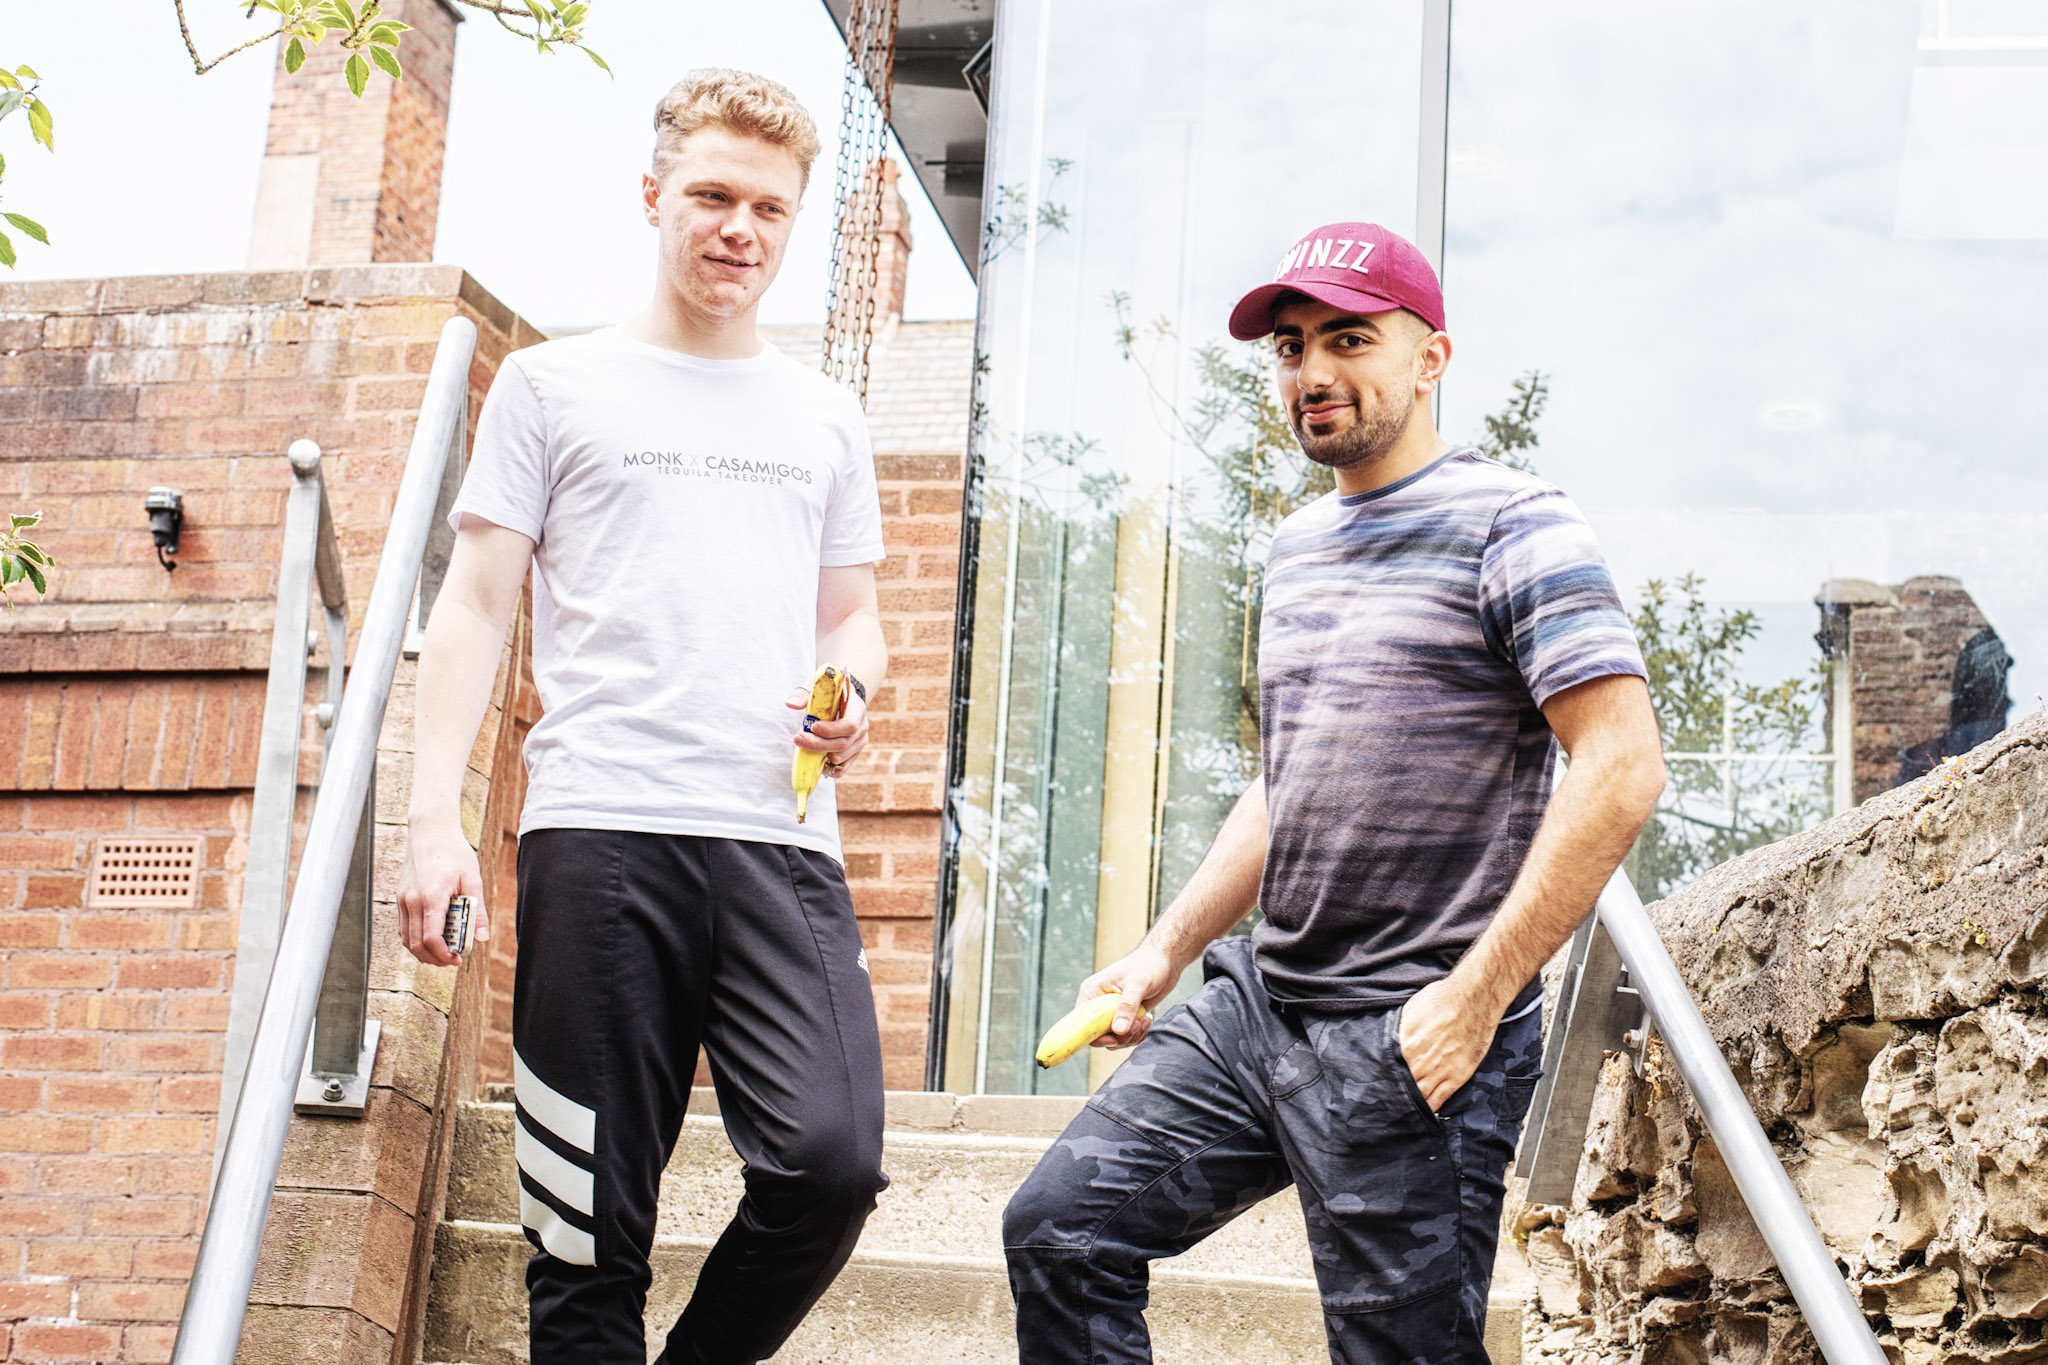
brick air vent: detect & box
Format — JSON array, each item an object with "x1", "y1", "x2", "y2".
[{"x1": 87, "y1": 838, "x2": 201, "y2": 909}]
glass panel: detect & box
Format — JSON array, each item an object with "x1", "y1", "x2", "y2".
[
  {"x1": 939, "y1": 0, "x2": 1425, "y2": 1094},
  {"x1": 1442, "y1": 0, "x2": 2048, "y2": 898}
]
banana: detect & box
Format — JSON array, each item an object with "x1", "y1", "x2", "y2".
[
  {"x1": 792, "y1": 665, "x2": 849, "y2": 823},
  {"x1": 1034, "y1": 993, "x2": 1148, "y2": 1069}
]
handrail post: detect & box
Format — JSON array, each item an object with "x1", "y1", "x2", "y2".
[
  {"x1": 172, "y1": 316, "x2": 479, "y2": 1365},
  {"x1": 216, "y1": 442, "x2": 342, "y2": 1184}
]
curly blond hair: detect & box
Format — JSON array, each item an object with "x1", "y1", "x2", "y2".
[{"x1": 652, "y1": 69, "x2": 822, "y2": 191}]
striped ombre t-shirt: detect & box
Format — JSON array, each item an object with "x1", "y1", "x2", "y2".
[{"x1": 1253, "y1": 448, "x2": 1646, "y2": 1009}]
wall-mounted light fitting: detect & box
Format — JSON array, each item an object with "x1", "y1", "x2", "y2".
[{"x1": 144, "y1": 486, "x2": 183, "y2": 572}]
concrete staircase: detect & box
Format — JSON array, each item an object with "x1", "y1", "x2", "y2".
[{"x1": 421, "y1": 1089, "x2": 1526, "y2": 1364}]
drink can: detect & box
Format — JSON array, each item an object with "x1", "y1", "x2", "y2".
[{"x1": 444, "y1": 895, "x2": 474, "y2": 957}]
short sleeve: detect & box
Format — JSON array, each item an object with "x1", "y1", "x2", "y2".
[
  {"x1": 1478, "y1": 485, "x2": 1646, "y2": 708},
  {"x1": 449, "y1": 355, "x2": 549, "y2": 541},
  {"x1": 820, "y1": 408, "x2": 886, "y2": 567}
]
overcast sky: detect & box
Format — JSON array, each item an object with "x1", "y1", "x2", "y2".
[{"x1": 0, "y1": 1, "x2": 979, "y2": 328}]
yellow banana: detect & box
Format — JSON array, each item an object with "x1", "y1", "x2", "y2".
[
  {"x1": 1034, "y1": 993, "x2": 1148, "y2": 1069},
  {"x1": 792, "y1": 665, "x2": 849, "y2": 823}
]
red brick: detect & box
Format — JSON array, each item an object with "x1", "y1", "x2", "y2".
[
  {"x1": 158, "y1": 1077, "x2": 218, "y2": 1114},
  {"x1": 0, "y1": 1280, "x2": 72, "y2": 1317},
  {"x1": 22, "y1": 874, "x2": 86, "y2": 908},
  {"x1": 0, "y1": 690, "x2": 26, "y2": 789},
  {"x1": 114, "y1": 957, "x2": 218, "y2": 991},
  {"x1": 85, "y1": 1198, "x2": 192, "y2": 1238},
  {"x1": 69, "y1": 913, "x2": 171, "y2": 951},
  {"x1": 0, "y1": 1078, "x2": 41, "y2": 1112},
  {"x1": 158, "y1": 997, "x2": 229, "y2": 1032},
  {"x1": 0, "y1": 1116, "x2": 91, "y2": 1153},
  {"x1": 14, "y1": 1322, "x2": 125, "y2": 1360},
  {"x1": 51, "y1": 685, "x2": 97, "y2": 791},
  {"x1": 0, "y1": 914, "x2": 59, "y2": 946},
  {"x1": 0, "y1": 1199, "x2": 80, "y2": 1236},
  {"x1": 6, "y1": 953, "x2": 112, "y2": 991},
  {"x1": 98, "y1": 1118, "x2": 208, "y2": 1154},
  {"x1": 0, "y1": 997, "x2": 48, "y2": 1030},
  {"x1": 39, "y1": 1156, "x2": 140, "y2": 1195},
  {"x1": 0, "y1": 837, "x2": 77, "y2": 870},
  {"x1": 155, "y1": 680, "x2": 198, "y2": 789},
  {"x1": 187, "y1": 682, "x2": 232, "y2": 789},
  {"x1": 48, "y1": 1078, "x2": 153, "y2": 1114},
  {"x1": 131, "y1": 1239, "x2": 194, "y2": 1279},
  {"x1": 20, "y1": 682, "x2": 62, "y2": 790},
  {"x1": 27, "y1": 1239, "x2": 135, "y2": 1279},
  {"x1": 77, "y1": 1280, "x2": 187, "y2": 1322},
  {"x1": 139, "y1": 1156, "x2": 209, "y2": 1196},
  {"x1": 0, "y1": 1155, "x2": 30, "y2": 1193},
  {"x1": 125, "y1": 1322, "x2": 179, "y2": 1364},
  {"x1": 0, "y1": 1034, "x2": 101, "y2": 1070},
  {"x1": 53, "y1": 993, "x2": 158, "y2": 1031}
]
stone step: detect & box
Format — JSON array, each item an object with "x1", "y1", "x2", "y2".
[
  {"x1": 435, "y1": 1090, "x2": 1526, "y2": 1363},
  {"x1": 450, "y1": 1092, "x2": 1316, "y2": 1281},
  {"x1": 423, "y1": 1218, "x2": 1330, "y2": 1365}
]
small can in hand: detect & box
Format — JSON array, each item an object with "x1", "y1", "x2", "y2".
[{"x1": 443, "y1": 895, "x2": 474, "y2": 957}]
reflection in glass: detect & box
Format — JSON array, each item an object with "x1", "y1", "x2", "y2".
[{"x1": 936, "y1": 0, "x2": 1424, "y2": 1095}]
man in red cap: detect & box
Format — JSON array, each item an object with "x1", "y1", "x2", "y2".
[{"x1": 1002, "y1": 223, "x2": 1667, "y2": 1362}]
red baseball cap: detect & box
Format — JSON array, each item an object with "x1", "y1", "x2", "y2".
[{"x1": 1227, "y1": 222, "x2": 1446, "y2": 340}]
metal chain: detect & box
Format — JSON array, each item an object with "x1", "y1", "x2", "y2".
[{"x1": 822, "y1": 0, "x2": 900, "y2": 406}]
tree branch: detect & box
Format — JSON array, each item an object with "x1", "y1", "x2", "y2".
[{"x1": 173, "y1": 0, "x2": 285, "y2": 75}]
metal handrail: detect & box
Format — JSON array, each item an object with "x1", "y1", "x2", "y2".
[
  {"x1": 172, "y1": 315, "x2": 479, "y2": 1364},
  {"x1": 216, "y1": 441, "x2": 349, "y2": 1176}
]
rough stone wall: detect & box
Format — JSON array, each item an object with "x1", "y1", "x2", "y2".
[
  {"x1": 1514, "y1": 706, "x2": 2048, "y2": 1365},
  {"x1": 0, "y1": 266, "x2": 542, "y2": 1363}
]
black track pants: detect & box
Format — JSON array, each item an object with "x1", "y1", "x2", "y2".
[{"x1": 511, "y1": 828, "x2": 888, "y2": 1365}]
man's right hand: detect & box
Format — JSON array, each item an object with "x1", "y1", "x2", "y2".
[
  {"x1": 398, "y1": 819, "x2": 490, "y2": 967},
  {"x1": 1077, "y1": 941, "x2": 1181, "y2": 1050}
]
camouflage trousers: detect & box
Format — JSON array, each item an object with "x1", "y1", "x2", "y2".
[{"x1": 1003, "y1": 936, "x2": 1543, "y2": 1365}]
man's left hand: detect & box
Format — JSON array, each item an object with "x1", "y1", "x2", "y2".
[
  {"x1": 1397, "y1": 976, "x2": 1499, "y2": 1112},
  {"x1": 787, "y1": 682, "x2": 870, "y2": 775}
]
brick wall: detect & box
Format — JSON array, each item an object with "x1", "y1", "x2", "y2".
[
  {"x1": 831, "y1": 321, "x2": 971, "y2": 1089},
  {"x1": 0, "y1": 791, "x2": 244, "y2": 1365},
  {"x1": 0, "y1": 266, "x2": 542, "y2": 1363}
]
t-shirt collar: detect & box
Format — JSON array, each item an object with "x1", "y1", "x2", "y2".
[{"x1": 1336, "y1": 447, "x2": 1474, "y2": 506}]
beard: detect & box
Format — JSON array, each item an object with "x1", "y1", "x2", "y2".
[{"x1": 1290, "y1": 384, "x2": 1414, "y2": 472}]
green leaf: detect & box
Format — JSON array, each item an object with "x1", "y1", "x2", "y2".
[
  {"x1": 11, "y1": 513, "x2": 38, "y2": 530},
  {"x1": 4, "y1": 214, "x2": 45, "y2": 245},
  {"x1": 583, "y1": 45, "x2": 611, "y2": 75},
  {"x1": 2, "y1": 557, "x2": 20, "y2": 587},
  {"x1": 524, "y1": 0, "x2": 551, "y2": 25},
  {"x1": 367, "y1": 45, "x2": 401, "y2": 80},
  {"x1": 0, "y1": 152, "x2": 8, "y2": 179},
  {"x1": 344, "y1": 53, "x2": 369, "y2": 97},
  {"x1": 330, "y1": 0, "x2": 360, "y2": 29},
  {"x1": 0, "y1": 90, "x2": 24, "y2": 120},
  {"x1": 13, "y1": 65, "x2": 37, "y2": 80},
  {"x1": 0, "y1": 72, "x2": 19, "y2": 92},
  {"x1": 16, "y1": 545, "x2": 45, "y2": 568},
  {"x1": 561, "y1": 2, "x2": 588, "y2": 23},
  {"x1": 26, "y1": 98, "x2": 51, "y2": 151},
  {"x1": 370, "y1": 20, "x2": 411, "y2": 36},
  {"x1": 23, "y1": 561, "x2": 46, "y2": 595},
  {"x1": 0, "y1": 230, "x2": 15, "y2": 269},
  {"x1": 285, "y1": 37, "x2": 307, "y2": 73}
]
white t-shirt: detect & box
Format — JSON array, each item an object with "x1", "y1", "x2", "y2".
[{"x1": 449, "y1": 328, "x2": 886, "y2": 860}]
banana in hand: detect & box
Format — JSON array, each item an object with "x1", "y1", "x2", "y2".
[
  {"x1": 1034, "y1": 993, "x2": 1150, "y2": 1069},
  {"x1": 792, "y1": 665, "x2": 850, "y2": 824}
]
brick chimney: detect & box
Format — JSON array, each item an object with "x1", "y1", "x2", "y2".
[
  {"x1": 1816, "y1": 574, "x2": 2013, "y2": 807},
  {"x1": 247, "y1": 0, "x2": 461, "y2": 268},
  {"x1": 873, "y1": 157, "x2": 913, "y2": 331}
]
